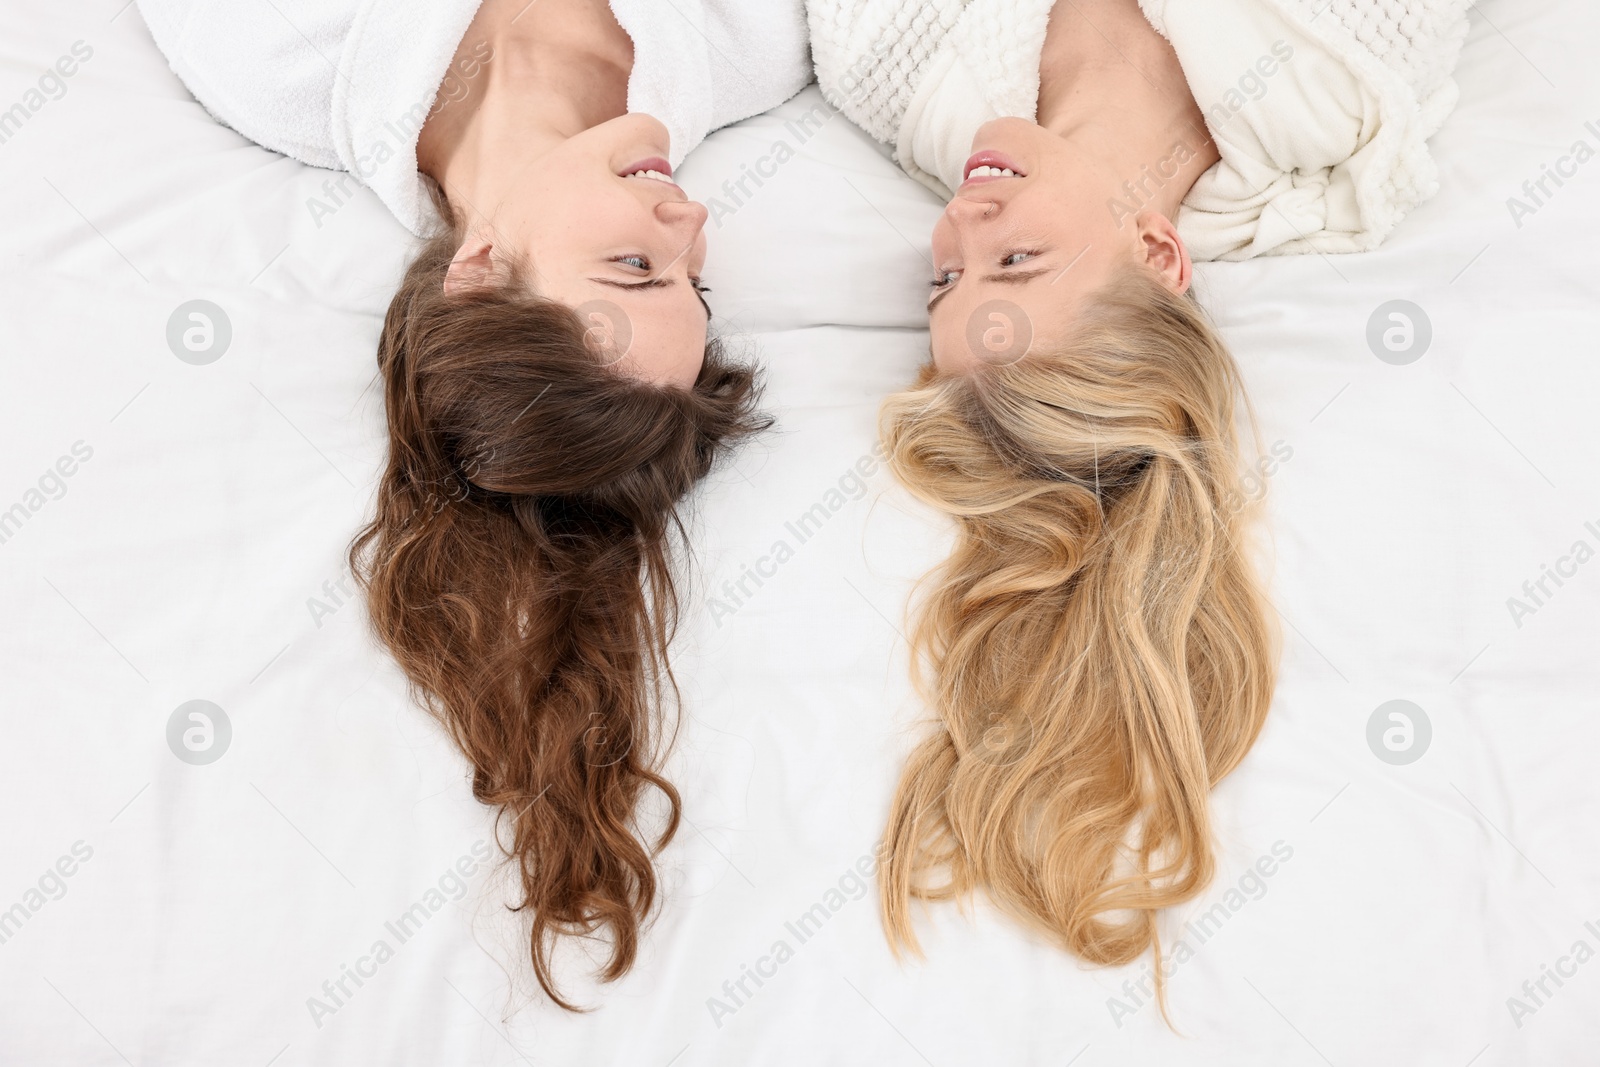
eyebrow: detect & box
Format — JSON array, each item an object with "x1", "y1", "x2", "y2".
[
  {"x1": 927, "y1": 267, "x2": 1053, "y2": 312},
  {"x1": 588, "y1": 276, "x2": 711, "y2": 321}
]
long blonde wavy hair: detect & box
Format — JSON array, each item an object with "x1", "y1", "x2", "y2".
[{"x1": 878, "y1": 265, "x2": 1277, "y2": 1016}]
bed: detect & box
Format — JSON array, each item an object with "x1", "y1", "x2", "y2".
[{"x1": 1, "y1": 1, "x2": 1596, "y2": 1064}]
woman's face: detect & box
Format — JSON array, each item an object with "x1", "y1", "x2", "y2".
[
  {"x1": 926, "y1": 118, "x2": 1187, "y2": 375},
  {"x1": 457, "y1": 114, "x2": 711, "y2": 388}
]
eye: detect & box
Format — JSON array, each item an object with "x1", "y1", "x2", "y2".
[
  {"x1": 1002, "y1": 250, "x2": 1040, "y2": 266},
  {"x1": 690, "y1": 278, "x2": 713, "y2": 317},
  {"x1": 613, "y1": 255, "x2": 651, "y2": 272},
  {"x1": 929, "y1": 269, "x2": 961, "y2": 290}
]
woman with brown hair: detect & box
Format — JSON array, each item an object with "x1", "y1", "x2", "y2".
[{"x1": 137, "y1": 0, "x2": 809, "y2": 1006}]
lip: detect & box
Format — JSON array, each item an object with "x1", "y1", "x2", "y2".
[
  {"x1": 620, "y1": 156, "x2": 673, "y2": 179},
  {"x1": 961, "y1": 150, "x2": 1026, "y2": 186}
]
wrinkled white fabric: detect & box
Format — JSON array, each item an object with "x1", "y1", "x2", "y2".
[
  {"x1": 808, "y1": 0, "x2": 1472, "y2": 259},
  {"x1": 136, "y1": 0, "x2": 811, "y2": 236}
]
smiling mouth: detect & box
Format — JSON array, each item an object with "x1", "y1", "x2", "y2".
[
  {"x1": 619, "y1": 161, "x2": 687, "y2": 199},
  {"x1": 961, "y1": 151, "x2": 1027, "y2": 186},
  {"x1": 619, "y1": 156, "x2": 676, "y2": 185}
]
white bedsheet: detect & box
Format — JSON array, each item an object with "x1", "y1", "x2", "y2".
[{"x1": 1, "y1": 2, "x2": 1597, "y2": 1064}]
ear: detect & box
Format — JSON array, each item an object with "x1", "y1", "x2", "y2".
[
  {"x1": 443, "y1": 232, "x2": 500, "y2": 296},
  {"x1": 1133, "y1": 211, "x2": 1193, "y2": 296}
]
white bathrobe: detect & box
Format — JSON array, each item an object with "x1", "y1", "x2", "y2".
[
  {"x1": 136, "y1": 0, "x2": 812, "y2": 236},
  {"x1": 808, "y1": 0, "x2": 1472, "y2": 260}
]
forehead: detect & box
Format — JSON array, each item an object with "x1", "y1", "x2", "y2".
[{"x1": 929, "y1": 269, "x2": 1104, "y2": 375}]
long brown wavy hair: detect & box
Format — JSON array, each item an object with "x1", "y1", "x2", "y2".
[
  {"x1": 878, "y1": 265, "x2": 1277, "y2": 1021},
  {"x1": 350, "y1": 201, "x2": 767, "y2": 1009}
]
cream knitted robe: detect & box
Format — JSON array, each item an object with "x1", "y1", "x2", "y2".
[{"x1": 807, "y1": 0, "x2": 1472, "y2": 260}]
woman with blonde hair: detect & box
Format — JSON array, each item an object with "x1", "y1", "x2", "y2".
[
  {"x1": 138, "y1": 0, "x2": 809, "y2": 1007},
  {"x1": 809, "y1": 0, "x2": 1471, "y2": 1011}
]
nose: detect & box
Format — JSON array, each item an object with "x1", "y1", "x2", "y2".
[
  {"x1": 657, "y1": 199, "x2": 710, "y2": 234},
  {"x1": 944, "y1": 196, "x2": 997, "y2": 225}
]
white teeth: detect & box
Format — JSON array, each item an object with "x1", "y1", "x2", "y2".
[
  {"x1": 968, "y1": 165, "x2": 1017, "y2": 178},
  {"x1": 624, "y1": 169, "x2": 673, "y2": 183}
]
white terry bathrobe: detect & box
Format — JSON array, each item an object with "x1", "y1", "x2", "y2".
[
  {"x1": 807, "y1": 0, "x2": 1472, "y2": 260},
  {"x1": 136, "y1": 0, "x2": 813, "y2": 236}
]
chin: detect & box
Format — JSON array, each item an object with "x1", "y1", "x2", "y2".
[
  {"x1": 971, "y1": 116, "x2": 1045, "y2": 150},
  {"x1": 598, "y1": 112, "x2": 672, "y2": 155}
]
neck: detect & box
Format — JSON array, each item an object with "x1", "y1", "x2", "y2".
[
  {"x1": 1034, "y1": 0, "x2": 1217, "y2": 220},
  {"x1": 416, "y1": 0, "x2": 633, "y2": 231}
]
